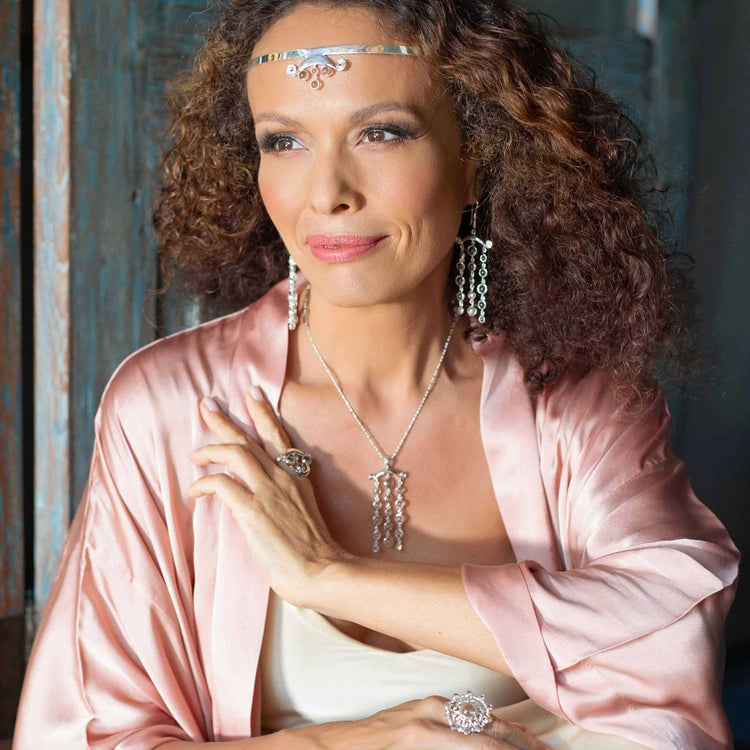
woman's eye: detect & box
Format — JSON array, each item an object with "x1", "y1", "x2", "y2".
[
  {"x1": 258, "y1": 134, "x2": 301, "y2": 153},
  {"x1": 361, "y1": 125, "x2": 416, "y2": 144},
  {"x1": 362, "y1": 128, "x2": 399, "y2": 143},
  {"x1": 274, "y1": 137, "x2": 298, "y2": 151}
]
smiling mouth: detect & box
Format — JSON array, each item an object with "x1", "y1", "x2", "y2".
[{"x1": 307, "y1": 236, "x2": 387, "y2": 263}]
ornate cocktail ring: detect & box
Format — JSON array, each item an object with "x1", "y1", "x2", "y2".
[
  {"x1": 444, "y1": 691, "x2": 494, "y2": 735},
  {"x1": 274, "y1": 448, "x2": 312, "y2": 478}
]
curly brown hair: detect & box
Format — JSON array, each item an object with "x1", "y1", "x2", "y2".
[{"x1": 153, "y1": 0, "x2": 699, "y2": 408}]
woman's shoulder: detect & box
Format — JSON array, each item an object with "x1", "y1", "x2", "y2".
[
  {"x1": 103, "y1": 306, "x2": 248, "y2": 410},
  {"x1": 534, "y1": 360, "x2": 668, "y2": 439},
  {"x1": 99, "y1": 281, "x2": 288, "y2": 424},
  {"x1": 482, "y1": 331, "x2": 646, "y2": 421}
]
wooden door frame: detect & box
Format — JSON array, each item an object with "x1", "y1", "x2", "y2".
[{"x1": 33, "y1": 0, "x2": 72, "y2": 628}]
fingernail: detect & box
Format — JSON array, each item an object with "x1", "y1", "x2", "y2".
[
  {"x1": 248, "y1": 384, "x2": 264, "y2": 401},
  {"x1": 510, "y1": 722, "x2": 527, "y2": 731},
  {"x1": 201, "y1": 396, "x2": 219, "y2": 412}
]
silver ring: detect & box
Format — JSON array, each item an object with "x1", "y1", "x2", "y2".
[
  {"x1": 444, "y1": 691, "x2": 493, "y2": 735},
  {"x1": 274, "y1": 448, "x2": 312, "y2": 478}
]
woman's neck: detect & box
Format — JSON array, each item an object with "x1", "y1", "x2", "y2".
[{"x1": 295, "y1": 275, "x2": 471, "y2": 416}]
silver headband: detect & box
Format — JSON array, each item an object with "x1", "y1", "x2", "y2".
[{"x1": 246, "y1": 43, "x2": 417, "y2": 89}]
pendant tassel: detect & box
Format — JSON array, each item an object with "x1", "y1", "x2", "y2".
[
  {"x1": 369, "y1": 459, "x2": 408, "y2": 552},
  {"x1": 303, "y1": 284, "x2": 455, "y2": 554}
]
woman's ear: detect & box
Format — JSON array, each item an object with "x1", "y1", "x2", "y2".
[{"x1": 464, "y1": 163, "x2": 486, "y2": 205}]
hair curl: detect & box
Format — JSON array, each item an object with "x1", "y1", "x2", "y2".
[{"x1": 153, "y1": 0, "x2": 700, "y2": 409}]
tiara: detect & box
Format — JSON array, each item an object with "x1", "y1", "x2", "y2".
[{"x1": 246, "y1": 43, "x2": 417, "y2": 89}]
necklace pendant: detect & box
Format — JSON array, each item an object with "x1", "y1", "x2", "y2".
[
  {"x1": 302, "y1": 287, "x2": 455, "y2": 558},
  {"x1": 368, "y1": 465, "x2": 407, "y2": 552}
]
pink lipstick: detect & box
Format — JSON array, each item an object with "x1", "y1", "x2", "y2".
[{"x1": 306, "y1": 234, "x2": 387, "y2": 263}]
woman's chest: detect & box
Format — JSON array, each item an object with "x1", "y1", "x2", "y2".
[
  {"x1": 277, "y1": 381, "x2": 517, "y2": 652},
  {"x1": 278, "y1": 378, "x2": 515, "y2": 561}
]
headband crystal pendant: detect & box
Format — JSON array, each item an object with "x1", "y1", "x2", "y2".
[
  {"x1": 287, "y1": 54, "x2": 348, "y2": 89},
  {"x1": 246, "y1": 44, "x2": 417, "y2": 90}
]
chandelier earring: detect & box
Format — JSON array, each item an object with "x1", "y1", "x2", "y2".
[
  {"x1": 288, "y1": 253, "x2": 299, "y2": 330},
  {"x1": 454, "y1": 201, "x2": 491, "y2": 324}
]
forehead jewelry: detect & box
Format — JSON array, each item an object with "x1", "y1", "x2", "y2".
[
  {"x1": 246, "y1": 43, "x2": 417, "y2": 89},
  {"x1": 302, "y1": 284, "x2": 456, "y2": 552}
]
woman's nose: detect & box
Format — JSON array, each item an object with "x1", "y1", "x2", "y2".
[{"x1": 307, "y1": 148, "x2": 363, "y2": 215}]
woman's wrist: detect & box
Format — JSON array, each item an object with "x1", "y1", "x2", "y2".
[{"x1": 302, "y1": 546, "x2": 359, "y2": 611}]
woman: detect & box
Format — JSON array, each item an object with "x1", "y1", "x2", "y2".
[{"x1": 14, "y1": 0, "x2": 740, "y2": 748}]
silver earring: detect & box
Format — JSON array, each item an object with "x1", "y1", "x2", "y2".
[
  {"x1": 454, "y1": 201, "x2": 491, "y2": 324},
  {"x1": 288, "y1": 254, "x2": 299, "y2": 330}
]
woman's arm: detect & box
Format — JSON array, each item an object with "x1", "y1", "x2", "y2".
[
  {"x1": 158, "y1": 739, "x2": 278, "y2": 748},
  {"x1": 158, "y1": 737, "x2": 285, "y2": 748},
  {"x1": 156, "y1": 697, "x2": 549, "y2": 749},
  {"x1": 310, "y1": 555, "x2": 513, "y2": 675}
]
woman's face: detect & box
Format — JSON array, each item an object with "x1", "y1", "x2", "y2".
[{"x1": 246, "y1": 2, "x2": 478, "y2": 308}]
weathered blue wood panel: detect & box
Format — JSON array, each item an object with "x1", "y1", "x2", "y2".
[
  {"x1": 146, "y1": 2, "x2": 220, "y2": 337},
  {"x1": 29, "y1": 0, "x2": 217, "y2": 612},
  {"x1": 70, "y1": 0, "x2": 160, "y2": 528},
  {"x1": 0, "y1": 0, "x2": 24, "y2": 618},
  {"x1": 649, "y1": 0, "x2": 700, "y2": 266},
  {"x1": 676, "y1": 0, "x2": 750, "y2": 658},
  {"x1": 68, "y1": 0, "x2": 214, "y2": 527},
  {"x1": 566, "y1": 32, "x2": 652, "y2": 137},
  {"x1": 521, "y1": 0, "x2": 633, "y2": 35},
  {"x1": 33, "y1": 0, "x2": 71, "y2": 611}
]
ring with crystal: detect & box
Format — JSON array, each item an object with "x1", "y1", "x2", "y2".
[
  {"x1": 274, "y1": 448, "x2": 312, "y2": 478},
  {"x1": 444, "y1": 690, "x2": 494, "y2": 735}
]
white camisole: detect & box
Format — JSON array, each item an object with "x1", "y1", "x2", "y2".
[
  {"x1": 259, "y1": 589, "x2": 528, "y2": 733},
  {"x1": 258, "y1": 592, "x2": 653, "y2": 748}
]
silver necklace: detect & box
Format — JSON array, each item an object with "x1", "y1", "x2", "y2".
[{"x1": 302, "y1": 284, "x2": 457, "y2": 552}]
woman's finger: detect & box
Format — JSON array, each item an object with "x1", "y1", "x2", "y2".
[
  {"x1": 197, "y1": 396, "x2": 290, "y2": 481},
  {"x1": 488, "y1": 717, "x2": 551, "y2": 749},
  {"x1": 186, "y1": 473, "x2": 253, "y2": 519},
  {"x1": 199, "y1": 396, "x2": 253, "y2": 445},
  {"x1": 189, "y1": 441, "x2": 274, "y2": 489},
  {"x1": 486, "y1": 718, "x2": 534, "y2": 748},
  {"x1": 420, "y1": 695, "x2": 542, "y2": 749},
  {"x1": 198, "y1": 391, "x2": 299, "y2": 481},
  {"x1": 245, "y1": 386, "x2": 296, "y2": 460}
]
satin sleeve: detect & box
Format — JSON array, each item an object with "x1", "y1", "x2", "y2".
[
  {"x1": 461, "y1": 367, "x2": 740, "y2": 750},
  {"x1": 13, "y1": 365, "x2": 209, "y2": 748}
]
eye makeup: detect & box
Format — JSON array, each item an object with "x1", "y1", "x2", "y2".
[{"x1": 257, "y1": 121, "x2": 420, "y2": 153}]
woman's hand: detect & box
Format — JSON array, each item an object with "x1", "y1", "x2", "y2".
[
  {"x1": 286, "y1": 695, "x2": 553, "y2": 749},
  {"x1": 187, "y1": 388, "x2": 350, "y2": 607}
]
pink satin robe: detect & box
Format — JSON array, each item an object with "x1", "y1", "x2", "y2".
[{"x1": 13, "y1": 274, "x2": 740, "y2": 749}]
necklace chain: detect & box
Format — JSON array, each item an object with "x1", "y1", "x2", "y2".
[{"x1": 301, "y1": 284, "x2": 457, "y2": 468}]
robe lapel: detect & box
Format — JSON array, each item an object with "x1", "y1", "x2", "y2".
[
  {"x1": 477, "y1": 334, "x2": 562, "y2": 571},
  {"x1": 214, "y1": 274, "x2": 303, "y2": 737}
]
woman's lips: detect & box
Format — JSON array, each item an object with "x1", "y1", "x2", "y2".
[{"x1": 306, "y1": 235, "x2": 388, "y2": 263}]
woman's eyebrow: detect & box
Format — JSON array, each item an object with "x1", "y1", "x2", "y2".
[{"x1": 253, "y1": 101, "x2": 425, "y2": 127}]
